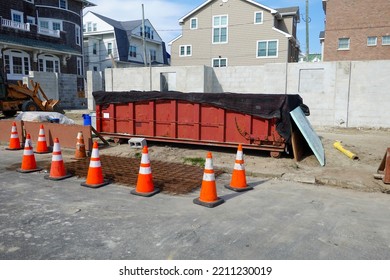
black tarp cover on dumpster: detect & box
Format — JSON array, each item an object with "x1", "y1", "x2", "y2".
[{"x1": 92, "y1": 91, "x2": 304, "y2": 143}]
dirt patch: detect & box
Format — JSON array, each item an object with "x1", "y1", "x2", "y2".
[{"x1": 88, "y1": 127, "x2": 390, "y2": 194}]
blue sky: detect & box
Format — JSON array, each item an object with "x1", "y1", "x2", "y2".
[{"x1": 85, "y1": 0, "x2": 324, "y2": 54}]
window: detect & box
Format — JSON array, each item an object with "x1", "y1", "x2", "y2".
[
  {"x1": 129, "y1": 45, "x2": 137, "y2": 58},
  {"x1": 257, "y1": 40, "x2": 278, "y2": 58},
  {"x1": 75, "y1": 25, "x2": 81, "y2": 45},
  {"x1": 150, "y1": 50, "x2": 157, "y2": 61},
  {"x1": 59, "y1": 0, "x2": 68, "y2": 9},
  {"x1": 212, "y1": 58, "x2": 227, "y2": 67},
  {"x1": 3, "y1": 50, "x2": 30, "y2": 78},
  {"x1": 93, "y1": 23, "x2": 97, "y2": 31},
  {"x1": 4, "y1": 55, "x2": 10, "y2": 74},
  {"x1": 11, "y1": 10, "x2": 23, "y2": 23},
  {"x1": 87, "y1": 22, "x2": 92, "y2": 32},
  {"x1": 213, "y1": 15, "x2": 228, "y2": 44},
  {"x1": 107, "y1": 42, "x2": 113, "y2": 56},
  {"x1": 179, "y1": 45, "x2": 192, "y2": 57},
  {"x1": 367, "y1": 36, "x2": 377, "y2": 46},
  {"x1": 190, "y1": 18, "x2": 198, "y2": 29},
  {"x1": 39, "y1": 20, "x2": 49, "y2": 29},
  {"x1": 338, "y1": 38, "x2": 350, "y2": 50},
  {"x1": 27, "y1": 16, "x2": 35, "y2": 24},
  {"x1": 383, "y1": 36, "x2": 390, "y2": 45},
  {"x1": 77, "y1": 57, "x2": 82, "y2": 76},
  {"x1": 83, "y1": 24, "x2": 86, "y2": 32},
  {"x1": 140, "y1": 26, "x2": 154, "y2": 39},
  {"x1": 254, "y1": 11, "x2": 263, "y2": 24},
  {"x1": 93, "y1": 43, "x2": 97, "y2": 55},
  {"x1": 38, "y1": 54, "x2": 60, "y2": 73},
  {"x1": 53, "y1": 22, "x2": 61, "y2": 31},
  {"x1": 39, "y1": 19, "x2": 62, "y2": 30}
]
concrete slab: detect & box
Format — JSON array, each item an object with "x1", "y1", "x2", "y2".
[{"x1": 1, "y1": 147, "x2": 390, "y2": 260}]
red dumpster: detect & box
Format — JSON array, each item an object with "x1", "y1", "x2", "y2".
[{"x1": 93, "y1": 91, "x2": 306, "y2": 158}]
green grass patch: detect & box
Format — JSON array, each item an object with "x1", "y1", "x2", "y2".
[
  {"x1": 134, "y1": 152, "x2": 142, "y2": 159},
  {"x1": 183, "y1": 157, "x2": 205, "y2": 167}
]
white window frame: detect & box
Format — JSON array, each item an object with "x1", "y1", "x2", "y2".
[
  {"x1": 140, "y1": 26, "x2": 154, "y2": 39},
  {"x1": 212, "y1": 15, "x2": 228, "y2": 44},
  {"x1": 212, "y1": 57, "x2": 227, "y2": 67},
  {"x1": 338, "y1": 38, "x2": 350, "y2": 50},
  {"x1": 59, "y1": 0, "x2": 68, "y2": 10},
  {"x1": 107, "y1": 42, "x2": 113, "y2": 56},
  {"x1": 11, "y1": 10, "x2": 24, "y2": 23},
  {"x1": 367, "y1": 36, "x2": 377, "y2": 46},
  {"x1": 39, "y1": 19, "x2": 62, "y2": 31},
  {"x1": 4, "y1": 50, "x2": 31, "y2": 80},
  {"x1": 190, "y1": 18, "x2": 198, "y2": 30},
  {"x1": 87, "y1": 22, "x2": 92, "y2": 32},
  {"x1": 129, "y1": 45, "x2": 137, "y2": 58},
  {"x1": 39, "y1": 20, "x2": 49, "y2": 29},
  {"x1": 254, "y1": 11, "x2": 263, "y2": 24},
  {"x1": 38, "y1": 54, "x2": 60, "y2": 73},
  {"x1": 256, "y1": 40, "x2": 278, "y2": 58},
  {"x1": 75, "y1": 25, "x2": 81, "y2": 46},
  {"x1": 77, "y1": 57, "x2": 83, "y2": 76},
  {"x1": 179, "y1": 45, "x2": 192, "y2": 57},
  {"x1": 150, "y1": 49, "x2": 157, "y2": 61},
  {"x1": 92, "y1": 42, "x2": 98, "y2": 55},
  {"x1": 93, "y1": 23, "x2": 97, "y2": 31},
  {"x1": 27, "y1": 16, "x2": 35, "y2": 25},
  {"x1": 382, "y1": 36, "x2": 390, "y2": 45},
  {"x1": 52, "y1": 22, "x2": 62, "y2": 31}
]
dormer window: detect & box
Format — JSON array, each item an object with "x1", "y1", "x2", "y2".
[{"x1": 59, "y1": 0, "x2": 67, "y2": 10}]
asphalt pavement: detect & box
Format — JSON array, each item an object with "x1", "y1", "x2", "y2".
[{"x1": 1, "y1": 147, "x2": 390, "y2": 260}]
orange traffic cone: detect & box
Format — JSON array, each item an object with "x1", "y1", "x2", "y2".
[
  {"x1": 74, "y1": 131, "x2": 87, "y2": 159},
  {"x1": 193, "y1": 152, "x2": 224, "y2": 208},
  {"x1": 16, "y1": 134, "x2": 42, "y2": 173},
  {"x1": 44, "y1": 138, "x2": 72, "y2": 181},
  {"x1": 6, "y1": 122, "x2": 22, "y2": 150},
  {"x1": 131, "y1": 146, "x2": 160, "y2": 197},
  {"x1": 81, "y1": 141, "x2": 109, "y2": 188},
  {"x1": 35, "y1": 124, "x2": 50, "y2": 154},
  {"x1": 225, "y1": 144, "x2": 253, "y2": 192}
]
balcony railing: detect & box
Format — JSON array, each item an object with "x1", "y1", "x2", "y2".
[
  {"x1": 1, "y1": 18, "x2": 30, "y2": 31},
  {"x1": 38, "y1": 27, "x2": 60, "y2": 38}
]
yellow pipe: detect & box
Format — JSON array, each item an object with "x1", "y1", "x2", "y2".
[{"x1": 333, "y1": 141, "x2": 359, "y2": 160}]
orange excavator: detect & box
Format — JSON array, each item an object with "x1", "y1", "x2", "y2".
[{"x1": 0, "y1": 78, "x2": 64, "y2": 117}]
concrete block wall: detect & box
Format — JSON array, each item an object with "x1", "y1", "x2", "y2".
[
  {"x1": 58, "y1": 74, "x2": 87, "y2": 109},
  {"x1": 105, "y1": 66, "x2": 209, "y2": 93},
  {"x1": 87, "y1": 60, "x2": 390, "y2": 129},
  {"x1": 27, "y1": 72, "x2": 87, "y2": 109},
  {"x1": 347, "y1": 60, "x2": 390, "y2": 128},
  {"x1": 26, "y1": 72, "x2": 59, "y2": 100},
  {"x1": 86, "y1": 71, "x2": 103, "y2": 111}
]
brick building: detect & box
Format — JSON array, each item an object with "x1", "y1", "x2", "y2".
[
  {"x1": 322, "y1": 0, "x2": 390, "y2": 61},
  {"x1": 0, "y1": 0, "x2": 95, "y2": 87}
]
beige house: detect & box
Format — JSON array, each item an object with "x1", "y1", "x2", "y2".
[{"x1": 170, "y1": 0, "x2": 300, "y2": 67}]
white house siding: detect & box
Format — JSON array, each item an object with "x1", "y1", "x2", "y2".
[{"x1": 171, "y1": 0, "x2": 290, "y2": 66}]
